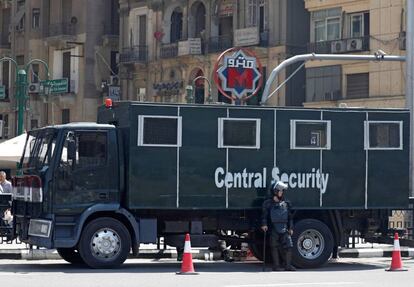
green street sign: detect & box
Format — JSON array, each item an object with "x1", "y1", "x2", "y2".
[
  {"x1": 0, "y1": 85, "x2": 5, "y2": 99},
  {"x1": 41, "y1": 78, "x2": 68, "y2": 94}
]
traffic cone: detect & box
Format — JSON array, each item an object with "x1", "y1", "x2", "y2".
[
  {"x1": 386, "y1": 232, "x2": 407, "y2": 271},
  {"x1": 176, "y1": 233, "x2": 198, "y2": 275}
]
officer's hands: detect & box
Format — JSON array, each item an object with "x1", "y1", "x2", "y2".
[
  {"x1": 261, "y1": 225, "x2": 268, "y2": 232},
  {"x1": 288, "y1": 229, "x2": 293, "y2": 236}
]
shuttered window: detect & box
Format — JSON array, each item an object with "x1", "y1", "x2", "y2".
[
  {"x1": 347, "y1": 73, "x2": 369, "y2": 99},
  {"x1": 138, "y1": 116, "x2": 182, "y2": 147}
]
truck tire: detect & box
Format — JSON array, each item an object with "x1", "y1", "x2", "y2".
[
  {"x1": 57, "y1": 248, "x2": 84, "y2": 265},
  {"x1": 78, "y1": 217, "x2": 131, "y2": 268},
  {"x1": 291, "y1": 219, "x2": 333, "y2": 268}
]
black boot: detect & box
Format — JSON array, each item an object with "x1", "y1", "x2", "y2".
[
  {"x1": 271, "y1": 248, "x2": 284, "y2": 271},
  {"x1": 284, "y1": 250, "x2": 296, "y2": 271}
]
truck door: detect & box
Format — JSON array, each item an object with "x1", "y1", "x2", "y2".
[{"x1": 53, "y1": 130, "x2": 117, "y2": 214}]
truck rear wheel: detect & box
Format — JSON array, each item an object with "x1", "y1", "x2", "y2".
[
  {"x1": 78, "y1": 217, "x2": 131, "y2": 268},
  {"x1": 291, "y1": 219, "x2": 333, "y2": 268},
  {"x1": 57, "y1": 248, "x2": 84, "y2": 265}
]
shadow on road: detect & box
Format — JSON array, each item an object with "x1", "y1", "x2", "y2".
[{"x1": 0, "y1": 259, "x2": 387, "y2": 274}]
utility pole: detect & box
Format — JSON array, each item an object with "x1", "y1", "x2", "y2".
[
  {"x1": 406, "y1": 0, "x2": 414, "y2": 198},
  {"x1": 16, "y1": 69, "x2": 27, "y2": 135}
]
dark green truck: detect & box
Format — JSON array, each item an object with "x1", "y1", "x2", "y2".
[{"x1": 6, "y1": 102, "x2": 410, "y2": 268}]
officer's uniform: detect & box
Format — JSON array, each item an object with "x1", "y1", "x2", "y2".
[{"x1": 261, "y1": 182, "x2": 296, "y2": 271}]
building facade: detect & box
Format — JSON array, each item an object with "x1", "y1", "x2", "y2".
[
  {"x1": 118, "y1": 0, "x2": 309, "y2": 107},
  {"x1": 0, "y1": 0, "x2": 119, "y2": 140},
  {"x1": 303, "y1": 0, "x2": 407, "y2": 108}
]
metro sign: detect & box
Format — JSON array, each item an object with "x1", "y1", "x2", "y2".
[{"x1": 215, "y1": 49, "x2": 262, "y2": 100}]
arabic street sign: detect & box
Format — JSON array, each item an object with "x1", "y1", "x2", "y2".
[{"x1": 41, "y1": 78, "x2": 68, "y2": 94}]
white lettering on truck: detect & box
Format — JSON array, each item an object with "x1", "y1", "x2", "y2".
[{"x1": 214, "y1": 167, "x2": 330, "y2": 193}]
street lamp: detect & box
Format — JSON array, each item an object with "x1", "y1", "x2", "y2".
[
  {"x1": 185, "y1": 85, "x2": 194, "y2": 103},
  {"x1": 0, "y1": 57, "x2": 49, "y2": 135}
]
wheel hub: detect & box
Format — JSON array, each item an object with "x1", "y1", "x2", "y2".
[
  {"x1": 302, "y1": 238, "x2": 313, "y2": 250},
  {"x1": 297, "y1": 229, "x2": 325, "y2": 260},
  {"x1": 91, "y1": 228, "x2": 121, "y2": 259}
]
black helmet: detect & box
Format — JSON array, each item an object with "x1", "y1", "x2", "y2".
[{"x1": 272, "y1": 181, "x2": 288, "y2": 192}]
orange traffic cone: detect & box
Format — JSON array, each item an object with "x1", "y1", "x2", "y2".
[
  {"x1": 176, "y1": 234, "x2": 198, "y2": 275},
  {"x1": 386, "y1": 232, "x2": 407, "y2": 271}
]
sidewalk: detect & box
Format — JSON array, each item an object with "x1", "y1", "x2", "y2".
[{"x1": 0, "y1": 241, "x2": 413, "y2": 261}]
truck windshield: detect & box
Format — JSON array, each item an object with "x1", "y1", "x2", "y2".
[{"x1": 21, "y1": 129, "x2": 57, "y2": 171}]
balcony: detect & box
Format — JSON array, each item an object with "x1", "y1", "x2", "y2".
[
  {"x1": 46, "y1": 23, "x2": 77, "y2": 38},
  {"x1": 160, "y1": 42, "x2": 178, "y2": 59},
  {"x1": 206, "y1": 35, "x2": 233, "y2": 54},
  {"x1": 119, "y1": 46, "x2": 148, "y2": 64},
  {"x1": 308, "y1": 35, "x2": 370, "y2": 54}
]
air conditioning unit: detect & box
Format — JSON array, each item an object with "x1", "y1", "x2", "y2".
[
  {"x1": 109, "y1": 75, "x2": 119, "y2": 86},
  {"x1": 346, "y1": 38, "x2": 363, "y2": 51},
  {"x1": 331, "y1": 40, "x2": 346, "y2": 53},
  {"x1": 28, "y1": 83, "x2": 40, "y2": 93}
]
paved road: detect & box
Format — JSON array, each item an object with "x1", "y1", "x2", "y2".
[{"x1": 0, "y1": 257, "x2": 412, "y2": 287}]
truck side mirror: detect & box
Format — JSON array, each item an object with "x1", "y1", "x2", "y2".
[{"x1": 67, "y1": 140, "x2": 76, "y2": 161}]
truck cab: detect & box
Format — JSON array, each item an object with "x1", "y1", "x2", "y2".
[{"x1": 12, "y1": 123, "x2": 128, "y2": 266}]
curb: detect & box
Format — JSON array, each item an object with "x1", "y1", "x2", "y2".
[
  {"x1": 0, "y1": 248, "x2": 413, "y2": 261},
  {"x1": 339, "y1": 248, "x2": 414, "y2": 258}
]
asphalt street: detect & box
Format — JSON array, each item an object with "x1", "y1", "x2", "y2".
[{"x1": 0, "y1": 257, "x2": 412, "y2": 287}]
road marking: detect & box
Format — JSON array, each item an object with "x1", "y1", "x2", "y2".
[{"x1": 225, "y1": 282, "x2": 359, "y2": 287}]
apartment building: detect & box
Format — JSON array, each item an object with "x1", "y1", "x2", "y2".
[
  {"x1": 0, "y1": 0, "x2": 119, "y2": 140},
  {"x1": 0, "y1": 0, "x2": 11, "y2": 140},
  {"x1": 118, "y1": 0, "x2": 309, "y2": 106},
  {"x1": 303, "y1": 0, "x2": 407, "y2": 108}
]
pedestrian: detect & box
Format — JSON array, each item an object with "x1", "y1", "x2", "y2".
[
  {"x1": 261, "y1": 181, "x2": 296, "y2": 271},
  {"x1": 0, "y1": 171, "x2": 12, "y2": 194}
]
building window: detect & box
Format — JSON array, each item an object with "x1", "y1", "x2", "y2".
[
  {"x1": 1, "y1": 61, "x2": 10, "y2": 100},
  {"x1": 62, "y1": 109, "x2": 70, "y2": 124},
  {"x1": 259, "y1": 0, "x2": 266, "y2": 32},
  {"x1": 312, "y1": 8, "x2": 341, "y2": 42},
  {"x1": 0, "y1": 114, "x2": 9, "y2": 139},
  {"x1": 170, "y1": 7, "x2": 183, "y2": 43},
  {"x1": 247, "y1": 0, "x2": 258, "y2": 27},
  {"x1": 348, "y1": 12, "x2": 369, "y2": 38},
  {"x1": 32, "y1": 8, "x2": 40, "y2": 29},
  {"x1": 62, "y1": 51, "x2": 71, "y2": 87},
  {"x1": 138, "y1": 15, "x2": 147, "y2": 46},
  {"x1": 138, "y1": 116, "x2": 182, "y2": 147},
  {"x1": 365, "y1": 121, "x2": 402, "y2": 150},
  {"x1": 347, "y1": 73, "x2": 369, "y2": 99},
  {"x1": 306, "y1": 65, "x2": 342, "y2": 102},
  {"x1": 31, "y1": 64, "x2": 39, "y2": 83},
  {"x1": 218, "y1": 118, "x2": 261, "y2": 149},
  {"x1": 291, "y1": 120, "x2": 331, "y2": 150}
]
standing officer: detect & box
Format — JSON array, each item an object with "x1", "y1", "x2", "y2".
[{"x1": 261, "y1": 181, "x2": 296, "y2": 271}]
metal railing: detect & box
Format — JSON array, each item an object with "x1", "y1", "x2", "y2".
[
  {"x1": 206, "y1": 35, "x2": 233, "y2": 54},
  {"x1": 160, "y1": 42, "x2": 179, "y2": 59},
  {"x1": 46, "y1": 22, "x2": 77, "y2": 37},
  {"x1": 119, "y1": 45, "x2": 148, "y2": 63},
  {"x1": 308, "y1": 35, "x2": 370, "y2": 54}
]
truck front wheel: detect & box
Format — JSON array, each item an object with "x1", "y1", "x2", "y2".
[
  {"x1": 291, "y1": 219, "x2": 333, "y2": 268},
  {"x1": 78, "y1": 217, "x2": 131, "y2": 268}
]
